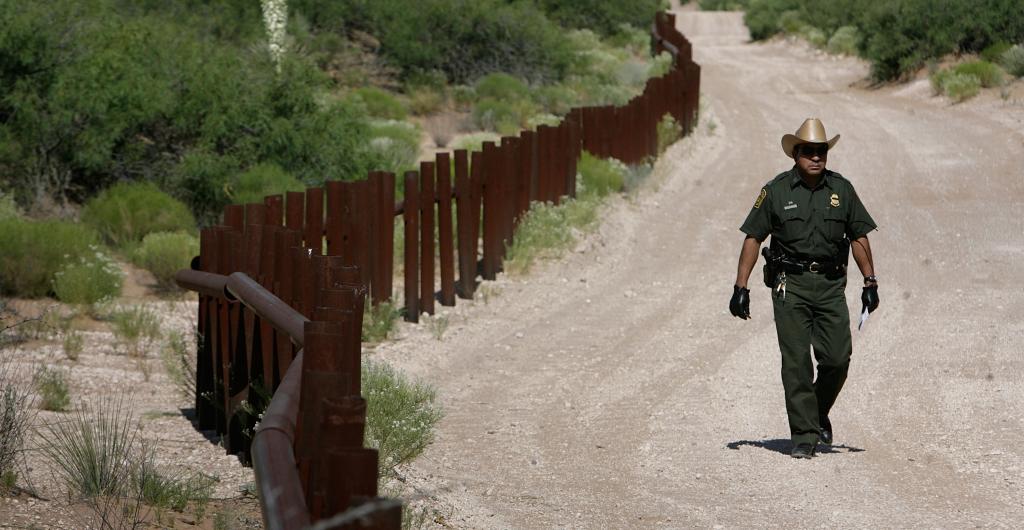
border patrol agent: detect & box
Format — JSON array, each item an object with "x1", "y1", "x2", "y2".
[{"x1": 729, "y1": 118, "x2": 879, "y2": 459}]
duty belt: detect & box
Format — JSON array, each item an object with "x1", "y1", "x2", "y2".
[{"x1": 779, "y1": 257, "x2": 845, "y2": 275}]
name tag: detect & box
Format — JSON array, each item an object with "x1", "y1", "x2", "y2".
[{"x1": 784, "y1": 204, "x2": 798, "y2": 210}]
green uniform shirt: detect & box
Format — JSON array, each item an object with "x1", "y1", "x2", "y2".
[{"x1": 740, "y1": 168, "x2": 876, "y2": 260}]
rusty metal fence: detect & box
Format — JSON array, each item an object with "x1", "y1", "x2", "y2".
[{"x1": 174, "y1": 11, "x2": 697, "y2": 530}]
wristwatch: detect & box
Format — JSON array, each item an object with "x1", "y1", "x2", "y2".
[{"x1": 864, "y1": 275, "x2": 878, "y2": 285}]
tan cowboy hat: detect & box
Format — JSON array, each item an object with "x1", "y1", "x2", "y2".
[{"x1": 781, "y1": 118, "x2": 840, "y2": 158}]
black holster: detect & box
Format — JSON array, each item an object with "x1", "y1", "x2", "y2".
[{"x1": 761, "y1": 246, "x2": 782, "y2": 288}]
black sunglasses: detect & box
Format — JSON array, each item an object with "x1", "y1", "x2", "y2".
[{"x1": 798, "y1": 144, "x2": 828, "y2": 157}]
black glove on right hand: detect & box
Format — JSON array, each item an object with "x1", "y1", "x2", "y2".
[
  {"x1": 730, "y1": 285, "x2": 750, "y2": 320},
  {"x1": 861, "y1": 285, "x2": 879, "y2": 313}
]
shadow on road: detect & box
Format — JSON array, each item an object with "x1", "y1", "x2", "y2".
[{"x1": 726, "y1": 439, "x2": 865, "y2": 456}]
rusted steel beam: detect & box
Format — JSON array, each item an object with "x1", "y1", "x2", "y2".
[
  {"x1": 286, "y1": 191, "x2": 305, "y2": 231},
  {"x1": 403, "y1": 171, "x2": 419, "y2": 322},
  {"x1": 260, "y1": 225, "x2": 279, "y2": 288},
  {"x1": 367, "y1": 172, "x2": 382, "y2": 304},
  {"x1": 469, "y1": 150, "x2": 483, "y2": 272},
  {"x1": 225, "y1": 272, "x2": 309, "y2": 347},
  {"x1": 338, "y1": 180, "x2": 371, "y2": 292},
  {"x1": 305, "y1": 187, "x2": 324, "y2": 255},
  {"x1": 454, "y1": 150, "x2": 475, "y2": 299},
  {"x1": 251, "y1": 348, "x2": 310, "y2": 530},
  {"x1": 433, "y1": 154, "x2": 455, "y2": 307},
  {"x1": 566, "y1": 110, "x2": 581, "y2": 199},
  {"x1": 377, "y1": 172, "x2": 396, "y2": 305},
  {"x1": 419, "y1": 161, "x2": 436, "y2": 315},
  {"x1": 224, "y1": 204, "x2": 244, "y2": 231},
  {"x1": 552, "y1": 125, "x2": 566, "y2": 203},
  {"x1": 325, "y1": 180, "x2": 344, "y2": 257},
  {"x1": 480, "y1": 141, "x2": 498, "y2": 280},
  {"x1": 265, "y1": 194, "x2": 284, "y2": 226},
  {"x1": 516, "y1": 131, "x2": 534, "y2": 220}
]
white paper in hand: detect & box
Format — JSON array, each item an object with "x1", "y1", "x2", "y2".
[{"x1": 858, "y1": 306, "x2": 869, "y2": 331}]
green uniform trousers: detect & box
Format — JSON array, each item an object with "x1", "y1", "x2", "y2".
[{"x1": 771, "y1": 271, "x2": 851, "y2": 446}]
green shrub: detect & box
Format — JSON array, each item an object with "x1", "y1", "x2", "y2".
[
  {"x1": 778, "y1": 10, "x2": 805, "y2": 35},
  {"x1": 298, "y1": 0, "x2": 573, "y2": 84},
  {"x1": 406, "y1": 86, "x2": 446, "y2": 116},
  {"x1": 505, "y1": 202, "x2": 572, "y2": 274},
  {"x1": 1003, "y1": 45, "x2": 1024, "y2": 77},
  {"x1": 63, "y1": 329, "x2": 84, "y2": 361},
  {"x1": 504, "y1": 195, "x2": 601, "y2": 274},
  {"x1": 929, "y1": 68, "x2": 954, "y2": 96},
  {"x1": 452, "y1": 132, "x2": 501, "y2": 153},
  {"x1": 981, "y1": 42, "x2": 1013, "y2": 64},
  {"x1": 1, "y1": 353, "x2": 35, "y2": 488},
  {"x1": 131, "y1": 232, "x2": 199, "y2": 291},
  {"x1": 0, "y1": 1, "x2": 379, "y2": 223},
  {"x1": 953, "y1": 60, "x2": 1004, "y2": 88},
  {"x1": 744, "y1": 0, "x2": 800, "y2": 41},
  {"x1": 648, "y1": 52, "x2": 674, "y2": 79},
  {"x1": 52, "y1": 246, "x2": 124, "y2": 306},
  {"x1": 41, "y1": 397, "x2": 137, "y2": 498},
  {"x1": 228, "y1": 164, "x2": 305, "y2": 206},
  {"x1": 363, "y1": 300, "x2": 401, "y2": 343},
  {"x1": 352, "y1": 87, "x2": 409, "y2": 120},
  {"x1": 536, "y1": 0, "x2": 664, "y2": 36},
  {"x1": 0, "y1": 218, "x2": 96, "y2": 298},
  {"x1": 362, "y1": 360, "x2": 442, "y2": 479},
  {"x1": 527, "y1": 114, "x2": 563, "y2": 129},
  {"x1": 426, "y1": 314, "x2": 449, "y2": 341},
  {"x1": 943, "y1": 73, "x2": 981, "y2": 102},
  {"x1": 577, "y1": 152, "x2": 626, "y2": 198},
  {"x1": 605, "y1": 23, "x2": 650, "y2": 54},
  {"x1": 35, "y1": 365, "x2": 71, "y2": 412},
  {"x1": 699, "y1": 0, "x2": 750, "y2": 9},
  {"x1": 657, "y1": 114, "x2": 683, "y2": 155},
  {"x1": 534, "y1": 84, "x2": 579, "y2": 116},
  {"x1": 472, "y1": 99, "x2": 537, "y2": 136},
  {"x1": 450, "y1": 85, "x2": 477, "y2": 110},
  {"x1": 135, "y1": 457, "x2": 215, "y2": 515},
  {"x1": 82, "y1": 182, "x2": 196, "y2": 248},
  {"x1": 802, "y1": 27, "x2": 828, "y2": 48},
  {"x1": 366, "y1": 120, "x2": 422, "y2": 175},
  {"x1": 161, "y1": 330, "x2": 197, "y2": 402},
  {"x1": 827, "y1": 26, "x2": 861, "y2": 55},
  {"x1": 474, "y1": 73, "x2": 531, "y2": 102},
  {"x1": 111, "y1": 305, "x2": 162, "y2": 357},
  {"x1": 0, "y1": 193, "x2": 19, "y2": 221}
]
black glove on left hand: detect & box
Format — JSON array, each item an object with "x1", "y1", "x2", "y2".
[
  {"x1": 861, "y1": 285, "x2": 879, "y2": 313},
  {"x1": 730, "y1": 285, "x2": 750, "y2": 320}
]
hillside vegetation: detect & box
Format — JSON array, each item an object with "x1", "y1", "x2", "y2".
[
  {"x1": 0, "y1": 0, "x2": 666, "y2": 225},
  {"x1": 699, "y1": 0, "x2": 1024, "y2": 81},
  {"x1": 0, "y1": 0, "x2": 670, "y2": 299}
]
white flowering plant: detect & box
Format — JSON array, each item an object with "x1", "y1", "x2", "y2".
[
  {"x1": 362, "y1": 360, "x2": 442, "y2": 480},
  {"x1": 52, "y1": 245, "x2": 124, "y2": 306}
]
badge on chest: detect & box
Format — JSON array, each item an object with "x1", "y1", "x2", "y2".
[{"x1": 830, "y1": 193, "x2": 840, "y2": 207}]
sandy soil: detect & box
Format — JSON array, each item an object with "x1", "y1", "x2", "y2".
[
  {"x1": 371, "y1": 9, "x2": 1024, "y2": 529},
  {"x1": 0, "y1": 267, "x2": 261, "y2": 528}
]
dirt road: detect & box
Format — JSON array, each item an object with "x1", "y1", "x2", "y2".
[{"x1": 377, "y1": 9, "x2": 1024, "y2": 528}]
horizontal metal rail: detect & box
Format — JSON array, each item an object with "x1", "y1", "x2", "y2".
[
  {"x1": 252, "y1": 348, "x2": 309, "y2": 530},
  {"x1": 651, "y1": 23, "x2": 680, "y2": 56},
  {"x1": 174, "y1": 269, "x2": 228, "y2": 299},
  {"x1": 176, "y1": 269, "x2": 313, "y2": 530},
  {"x1": 224, "y1": 272, "x2": 308, "y2": 347}
]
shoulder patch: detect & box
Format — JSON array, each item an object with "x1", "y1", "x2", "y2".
[{"x1": 753, "y1": 188, "x2": 767, "y2": 209}]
